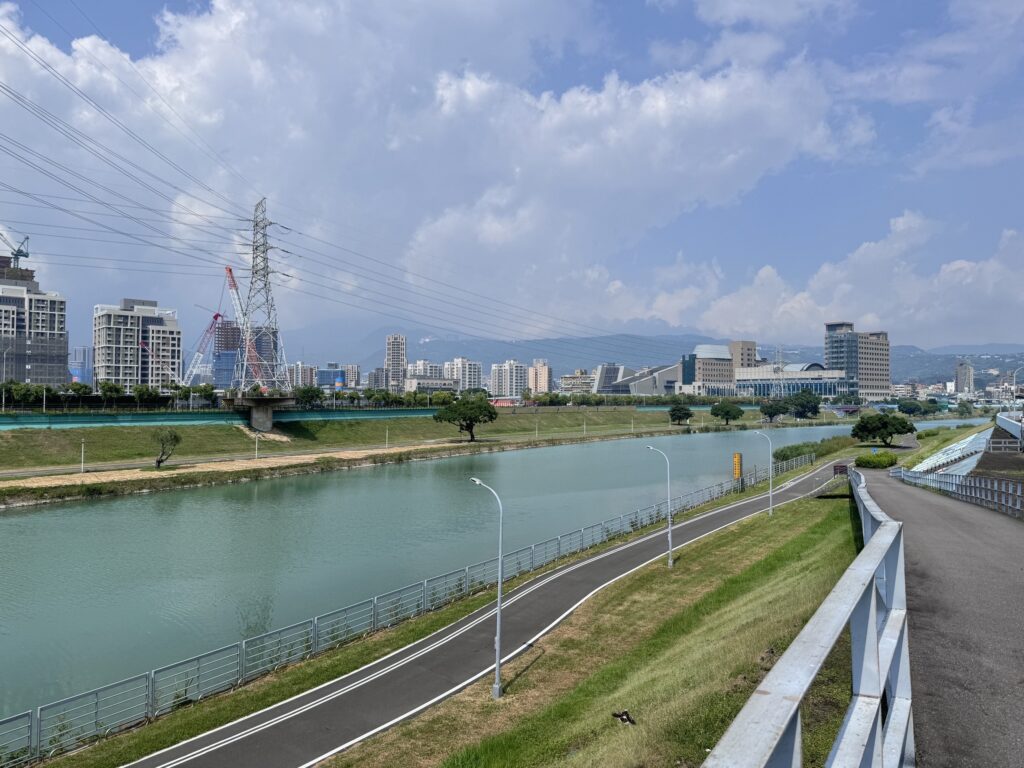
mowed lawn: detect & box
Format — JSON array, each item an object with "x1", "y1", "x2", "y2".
[
  {"x1": 0, "y1": 407, "x2": 835, "y2": 470},
  {"x1": 328, "y1": 490, "x2": 859, "y2": 768}
]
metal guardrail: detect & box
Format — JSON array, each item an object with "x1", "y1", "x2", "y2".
[
  {"x1": 2, "y1": 453, "x2": 815, "y2": 765},
  {"x1": 892, "y1": 467, "x2": 1024, "y2": 520},
  {"x1": 996, "y1": 411, "x2": 1022, "y2": 441},
  {"x1": 705, "y1": 468, "x2": 915, "y2": 767}
]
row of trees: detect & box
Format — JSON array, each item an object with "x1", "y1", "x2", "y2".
[
  {"x1": 759, "y1": 389, "x2": 822, "y2": 422},
  {"x1": 0, "y1": 380, "x2": 217, "y2": 409}
]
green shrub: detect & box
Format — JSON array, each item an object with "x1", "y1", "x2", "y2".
[
  {"x1": 773, "y1": 435, "x2": 857, "y2": 462},
  {"x1": 854, "y1": 451, "x2": 898, "y2": 468}
]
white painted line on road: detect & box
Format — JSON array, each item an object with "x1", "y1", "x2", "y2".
[{"x1": 125, "y1": 461, "x2": 837, "y2": 768}]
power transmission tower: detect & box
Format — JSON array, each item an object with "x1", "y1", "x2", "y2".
[
  {"x1": 770, "y1": 345, "x2": 786, "y2": 400},
  {"x1": 235, "y1": 198, "x2": 290, "y2": 391}
]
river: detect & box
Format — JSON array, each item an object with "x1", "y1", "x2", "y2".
[{"x1": 0, "y1": 418, "x2": 984, "y2": 716}]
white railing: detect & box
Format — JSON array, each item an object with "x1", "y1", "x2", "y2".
[
  {"x1": 892, "y1": 467, "x2": 1024, "y2": 520},
  {"x1": 1, "y1": 454, "x2": 816, "y2": 766},
  {"x1": 705, "y1": 468, "x2": 915, "y2": 767},
  {"x1": 996, "y1": 411, "x2": 1022, "y2": 441}
]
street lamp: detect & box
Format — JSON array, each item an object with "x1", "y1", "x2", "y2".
[
  {"x1": 1011, "y1": 366, "x2": 1024, "y2": 402},
  {"x1": 646, "y1": 446, "x2": 673, "y2": 568},
  {"x1": 1, "y1": 346, "x2": 9, "y2": 412},
  {"x1": 470, "y1": 477, "x2": 505, "y2": 699},
  {"x1": 80, "y1": 438, "x2": 85, "y2": 474},
  {"x1": 254, "y1": 433, "x2": 260, "y2": 459},
  {"x1": 754, "y1": 431, "x2": 774, "y2": 517}
]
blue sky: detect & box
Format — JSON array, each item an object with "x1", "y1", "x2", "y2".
[{"x1": 2, "y1": 0, "x2": 1022, "y2": 357}]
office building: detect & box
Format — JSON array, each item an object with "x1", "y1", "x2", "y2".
[
  {"x1": 607, "y1": 363, "x2": 679, "y2": 396},
  {"x1": 0, "y1": 258, "x2": 68, "y2": 386},
  {"x1": 527, "y1": 359, "x2": 553, "y2": 394},
  {"x1": 734, "y1": 363, "x2": 850, "y2": 398},
  {"x1": 385, "y1": 334, "x2": 406, "y2": 394},
  {"x1": 824, "y1": 322, "x2": 891, "y2": 401},
  {"x1": 367, "y1": 367, "x2": 387, "y2": 390},
  {"x1": 490, "y1": 359, "x2": 528, "y2": 398},
  {"x1": 955, "y1": 361, "x2": 974, "y2": 394},
  {"x1": 678, "y1": 345, "x2": 735, "y2": 396},
  {"x1": 93, "y1": 298, "x2": 182, "y2": 391},
  {"x1": 404, "y1": 376, "x2": 458, "y2": 394},
  {"x1": 443, "y1": 357, "x2": 483, "y2": 392},
  {"x1": 729, "y1": 340, "x2": 758, "y2": 369},
  {"x1": 559, "y1": 368, "x2": 596, "y2": 394}
]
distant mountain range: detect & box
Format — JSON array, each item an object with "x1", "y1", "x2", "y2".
[{"x1": 294, "y1": 323, "x2": 1024, "y2": 386}]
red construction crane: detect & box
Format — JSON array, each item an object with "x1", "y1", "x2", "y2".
[{"x1": 182, "y1": 312, "x2": 222, "y2": 386}]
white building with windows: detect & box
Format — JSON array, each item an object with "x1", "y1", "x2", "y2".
[
  {"x1": 443, "y1": 356, "x2": 483, "y2": 392},
  {"x1": 408, "y1": 359, "x2": 443, "y2": 379},
  {"x1": 528, "y1": 359, "x2": 553, "y2": 393},
  {"x1": 0, "y1": 261, "x2": 68, "y2": 386},
  {"x1": 490, "y1": 359, "x2": 528, "y2": 398},
  {"x1": 385, "y1": 334, "x2": 406, "y2": 394},
  {"x1": 93, "y1": 298, "x2": 181, "y2": 391}
]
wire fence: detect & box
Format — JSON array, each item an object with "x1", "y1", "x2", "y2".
[
  {"x1": 2, "y1": 452, "x2": 815, "y2": 765},
  {"x1": 891, "y1": 467, "x2": 1024, "y2": 520}
]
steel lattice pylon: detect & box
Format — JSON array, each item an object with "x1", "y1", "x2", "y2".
[{"x1": 234, "y1": 198, "x2": 290, "y2": 391}]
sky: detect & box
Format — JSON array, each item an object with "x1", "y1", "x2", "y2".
[{"x1": 0, "y1": 0, "x2": 1022, "y2": 360}]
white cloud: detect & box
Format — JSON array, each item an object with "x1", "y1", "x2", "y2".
[
  {"x1": 694, "y1": 0, "x2": 852, "y2": 28},
  {"x1": 705, "y1": 31, "x2": 785, "y2": 69},
  {"x1": 699, "y1": 212, "x2": 1024, "y2": 345}
]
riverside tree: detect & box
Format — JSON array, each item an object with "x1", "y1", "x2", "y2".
[
  {"x1": 851, "y1": 413, "x2": 916, "y2": 447},
  {"x1": 785, "y1": 388, "x2": 821, "y2": 419},
  {"x1": 710, "y1": 401, "x2": 744, "y2": 425},
  {"x1": 669, "y1": 404, "x2": 693, "y2": 425},
  {"x1": 153, "y1": 428, "x2": 182, "y2": 468},
  {"x1": 432, "y1": 395, "x2": 498, "y2": 442},
  {"x1": 760, "y1": 401, "x2": 789, "y2": 423}
]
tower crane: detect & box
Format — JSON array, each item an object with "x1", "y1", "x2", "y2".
[
  {"x1": 139, "y1": 341, "x2": 184, "y2": 390},
  {"x1": 0, "y1": 230, "x2": 29, "y2": 268}
]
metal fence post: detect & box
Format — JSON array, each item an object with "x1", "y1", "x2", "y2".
[
  {"x1": 464, "y1": 565, "x2": 470, "y2": 595},
  {"x1": 33, "y1": 707, "x2": 41, "y2": 757},
  {"x1": 312, "y1": 617, "x2": 320, "y2": 654},
  {"x1": 240, "y1": 639, "x2": 248, "y2": 684},
  {"x1": 147, "y1": 670, "x2": 155, "y2": 719},
  {"x1": 421, "y1": 580, "x2": 427, "y2": 614},
  {"x1": 372, "y1": 595, "x2": 378, "y2": 630},
  {"x1": 531, "y1": 544, "x2": 535, "y2": 571}
]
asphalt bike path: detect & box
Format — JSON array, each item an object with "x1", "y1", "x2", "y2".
[
  {"x1": 121, "y1": 459, "x2": 842, "y2": 768},
  {"x1": 862, "y1": 471, "x2": 1024, "y2": 768}
]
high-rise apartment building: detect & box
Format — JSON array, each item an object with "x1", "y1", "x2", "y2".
[
  {"x1": 286, "y1": 361, "x2": 318, "y2": 388},
  {"x1": 408, "y1": 359, "x2": 443, "y2": 379},
  {"x1": 443, "y1": 357, "x2": 483, "y2": 392},
  {"x1": 93, "y1": 298, "x2": 182, "y2": 391},
  {"x1": 367, "y1": 367, "x2": 387, "y2": 390},
  {"x1": 527, "y1": 359, "x2": 553, "y2": 393},
  {"x1": 0, "y1": 258, "x2": 68, "y2": 385},
  {"x1": 490, "y1": 359, "x2": 528, "y2": 398},
  {"x1": 385, "y1": 334, "x2": 406, "y2": 394},
  {"x1": 955, "y1": 360, "x2": 974, "y2": 394},
  {"x1": 824, "y1": 322, "x2": 890, "y2": 401}
]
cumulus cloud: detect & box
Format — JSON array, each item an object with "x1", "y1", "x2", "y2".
[
  {"x1": 698, "y1": 211, "x2": 1024, "y2": 345},
  {"x1": 694, "y1": 0, "x2": 853, "y2": 28}
]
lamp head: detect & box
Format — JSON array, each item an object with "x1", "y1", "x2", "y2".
[
  {"x1": 646, "y1": 445, "x2": 654, "y2": 451},
  {"x1": 470, "y1": 477, "x2": 482, "y2": 485}
]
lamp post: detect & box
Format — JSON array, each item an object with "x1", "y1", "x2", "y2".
[
  {"x1": 254, "y1": 433, "x2": 260, "y2": 460},
  {"x1": 80, "y1": 438, "x2": 85, "y2": 473},
  {"x1": 754, "y1": 431, "x2": 774, "y2": 517},
  {"x1": 1011, "y1": 366, "x2": 1024, "y2": 402},
  {"x1": 1, "y1": 346, "x2": 9, "y2": 412},
  {"x1": 470, "y1": 477, "x2": 505, "y2": 699},
  {"x1": 646, "y1": 446, "x2": 673, "y2": 568}
]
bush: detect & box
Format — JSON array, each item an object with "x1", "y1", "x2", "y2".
[
  {"x1": 855, "y1": 451, "x2": 898, "y2": 468},
  {"x1": 915, "y1": 427, "x2": 949, "y2": 440},
  {"x1": 773, "y1": 435, "x2": 857, "y2": 462}
]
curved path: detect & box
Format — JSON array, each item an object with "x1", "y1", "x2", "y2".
[
  {"x1": 861, "y1": 471, "x2": 1024, "y2": 767},
  {"x1": 120, "y1": 460, "x2": 842, "y2": 768}
]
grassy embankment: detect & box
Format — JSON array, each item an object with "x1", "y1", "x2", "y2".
[
  {"x1": 0, "y1": 407, "x2": 849, "y2": 471},
  {"x1": 897, "y1": 421, "x2": 992, "y2": 468},
  {"x1": 46, "y1": 478, "x2": 857, "y2": 768}
]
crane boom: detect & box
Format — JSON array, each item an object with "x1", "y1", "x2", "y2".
[
  {"x1": 224, "y1": 266, "x2": 263, "y2": 386},
  {"x1": 139, "y1": 341, "x2": 184, "y2": 389},
  {"x1": 224, "y1": 266, "x2": 244, "y2": 321},
  {"x1": 182, "y1": 312, "x2": 222, "y2": 386}
]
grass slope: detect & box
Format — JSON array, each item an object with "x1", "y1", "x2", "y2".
[{"x1": 329, "y1": 492, "x2": 858, "y2": 768}]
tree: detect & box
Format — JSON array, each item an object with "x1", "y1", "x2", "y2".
[
  {"x1": 153, "y1": 428, "x2": 182, "y2": 468},
  {"x1": 710, "y1": 401, "x2": 744, "y2": 425},
  {"x1": 956, "y1": 401, "x2": 974, "y2": 418},
  {"x1": 433, "y1": 395, "x2": 498, "y2": 441},
  {"x1": 430, "y1": 390, "x2": 454, "y2": 407},
  {"x1": 97, "y1": 381, "x2": 124, "y2": 408},
  {"x1": 67, "y1": 382, "x2": 92, "y2": 407},
  {"x1": 785, "y1": 388, "x2": 821, "y2": 419},
  {"x1": 293, "y1": 385, "x2": 325, "y2": 409},
  {"x1": 133, "y1": 384, "x2": 161, "y2": 408},
  {"x1": 760, "y1": 401, "x2": 789, "y2": 423},
  {"x1": 669, "y1": 403, "x2": 693, "y2": 425},
  {"x1": 193, "y1": 383, "x2": 216, "y2": 404},
  {"x1": 897, "y1": 399, "x2": 923, "y2": 416},
  {"x1": 851, "y1": 413, "x2": 916, "y2": 447}
]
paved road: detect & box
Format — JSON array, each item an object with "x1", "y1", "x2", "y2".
[
  {"x1": 115, "y1": 460, "x2": 841, "y2": 768},
  {"x1": 863, "y1": 472, "x2": 1024, "y2": 768}
]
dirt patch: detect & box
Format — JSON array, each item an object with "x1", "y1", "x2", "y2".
[{"x1": 234, "y1": 424, "x2": 292, "y2": 442}]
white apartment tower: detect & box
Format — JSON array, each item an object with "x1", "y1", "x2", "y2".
[
  {"x1": 490, "y1": 359, "x2": 528, "y2": 398},
  {"x1": 443, "y1": 357, "x2": 483, "y2": 392},
  {"x1": 528, "y1": 359, "x2": 553, "y2": 393},
  {"x1": 385, "y1": 334, "x2": 407, "y2": 394},
  {"x1": 93, "y1": 298, "x2": 182, "y2": 391},
  {"x1": 0, "y1": 259, "x2": 68, "y2": 385},
  {"x1": 408, "y1": 359, "x2": 443, "y2": 379}
]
